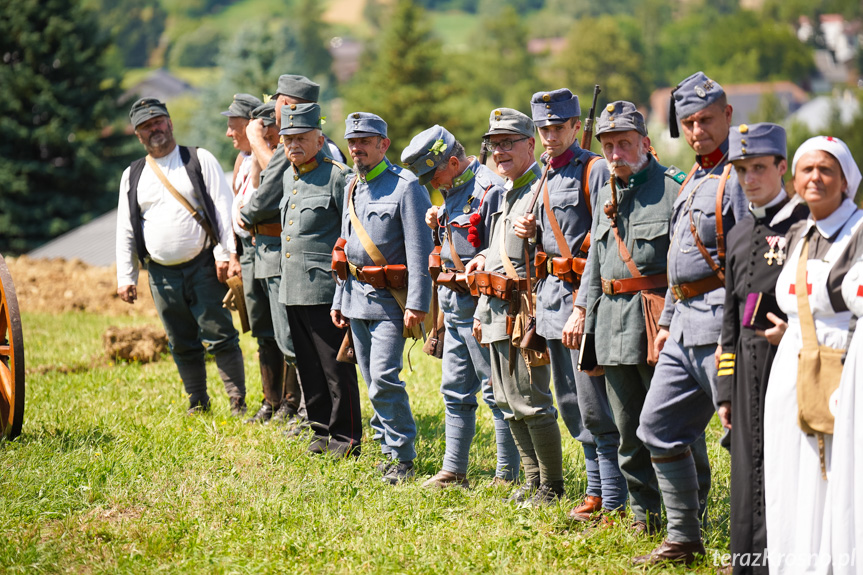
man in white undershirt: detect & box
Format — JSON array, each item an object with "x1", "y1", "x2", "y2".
[{"x1": 116, "y1": 97, "x2": 246, "y2": 416}]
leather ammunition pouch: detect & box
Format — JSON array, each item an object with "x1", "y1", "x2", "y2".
[
  {"x1": 533, "y1": 251, "x2": 584, "y2": 285},
  {"x1": 429, "y1": 245, "x2": 442, "y2": 282},
  {"x1": 254, "y1": 222, "x2": 282, "y2": 237},
  {"x1": 332, "y1": 237, "x2": 348, "y2": 280},
  {"x1": 436, "y1": 271, "x2": 468, "y2": 293},
  {"x1": 348, "y1": 262, "x2": 408, "y2": 290}
]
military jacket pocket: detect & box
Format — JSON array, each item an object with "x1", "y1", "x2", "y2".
[
  {"x1": 689, "y1": 190, "x2": 719, "y2": 246},
  {"x1": 299, "y1": 194, "x2": 333, "y2": 232},
  {"x1": 631, "y1": 220, "x2": 669, "y2": 266},
  {"x1": 367, "y1": 201, "x2": 399, "y2": 223}
]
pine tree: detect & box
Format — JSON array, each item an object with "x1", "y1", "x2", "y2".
[
  {"x1": 0, "y1": 0, "x2": 134, "y2": 254},
  {"x1": 343, "y1": 0, "x2": 454, "y2": 158}
]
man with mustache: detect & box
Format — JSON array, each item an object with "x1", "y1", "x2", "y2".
[
  {"x1": 116, "y1": 97, "x2": 247, "y2": 416},
  {"x1": 634, "y1": 72, "x2": 747, "y2": 566},
  {"x1": 583, "y1": 100, "x2": 677, "y2": 533},
  {"x1": 331, "y1": 112, "x2": 433, "y2": 483}
]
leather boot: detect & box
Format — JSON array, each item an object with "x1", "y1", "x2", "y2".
[
  {"x1": 632, "y1": 539, "x2": 706, "y2": 566},
  {"x1": 245, "y1": 401, "x2": 274, "y2": 424},
  {"x1": 258, "y1": 342, "x2": 285, "y2": 408},
  {"x1": 283, "y1": 363, "x2": 302, "y2": 412},
  {"x1": 567, "y1": 495, "x2": 603, "y2": 521},
  {"x1": 422, "y1": 470, "x2": 469, "y2": 489}
]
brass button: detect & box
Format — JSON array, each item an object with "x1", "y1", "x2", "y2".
[
  {"x1": 291, "y1": 203, "x2": 296, "y2": 209},
  {"x1": 292, "y1": 189, "x2": 297, "y2": 194},
  {"x1": 289, "y1": 220, "x2": 293, "y2": 225},
  {"x1": 293, "y1": 175, "x2": 299, "y2": 181},
  {"x1": 285, "y1": 252, "x2": 291, "y2": 258},
  {"x1": 285, "y1": 235, "x2": 291, "y2": 242}
]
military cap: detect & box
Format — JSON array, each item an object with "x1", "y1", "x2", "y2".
[
  {"x1": 400, "y1": 125, "x2": 456, "y2": 185},
  {"x1": 344, "y1": 112, "x2": 388, "y2": 139},
  {"x1": 279, "y1": 103, "x2": 322, "y2": 135},
  {"x1": 669, "y1": 71, "x2": 725, "y2": 138},
  {"x1": 596, "y1": 100, "x2": 647, "y2": 138},
  {"x1": 251, "y1": 101, "x2": 277, "y2": 127},
  {"x1": 530, "y1": 89, "x2": 581, "y2": 127},
  {"x1": 274, "y1": 75, "x2": 320, "y2": 103},
  {"x1": 220, "y1": 93, "x2": 262, "y2": 119},
  {"x1": 129, "y1": 97, "x2": 169, "y2": 128},
  {"x1": 484, "y1": 108, "x2": 534, "y2": 139},
  {"x1": 729, "y1": 123, "x2": 786, "y2": 162}
]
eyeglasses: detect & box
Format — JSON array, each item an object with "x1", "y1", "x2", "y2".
[{"x1": 484, "y1": 137, "x2": 528, "y2": 152}]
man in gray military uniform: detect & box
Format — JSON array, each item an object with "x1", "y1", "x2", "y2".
[
  {"x1": 278, "y1": 102, "x2": 362, "y2": 457},
  {"x1": 240, "y1": 76, "x2": 324, "y2": 426},
  {"x1": 331, "y1": 112, "x2": 433, "y2": 484},
  {"x1": 584, "y1": 101, "x2": 678, "y2": 532},
  {"x1": 465, "y1": 108, "x2": 564, "y2": 506},
  {"x1": 634, "y1": 71, "x2": 747, "y2": 566},
  {"x1": 400, "y1": 125, "x2": 520, "y2": 488},
  {"x1": 528, "y1": 88, "x2": 626, "y2": 521}
]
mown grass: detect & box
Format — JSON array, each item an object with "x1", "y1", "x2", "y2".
[{"x1": 1, "y1": 311, "x2": 730, "y2": 573}]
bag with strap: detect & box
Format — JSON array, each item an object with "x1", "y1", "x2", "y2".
[
  {"x1": 347, "y1": 177, "x2": 431, "y2": 340},
  {"x1": 606, "y1": 177, "x2": 668, "y2": 366},
  {"x1": 795, "y1": 235, "x2": 844, "y2": 437}
]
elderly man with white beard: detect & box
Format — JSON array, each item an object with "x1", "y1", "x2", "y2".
[{"x1": 583, "y1": 100, "x2": 680, "y2": 533}]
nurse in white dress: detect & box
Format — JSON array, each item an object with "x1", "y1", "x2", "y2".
[
  {"x1": 832, "y1": 259, "x2": 863, "y2": 575},
  {"x1": 763, "y1": 136, "x2": 863, "y2": 574}
]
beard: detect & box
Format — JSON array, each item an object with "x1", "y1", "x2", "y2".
[
  {"x1": 610, "y1": 148, "x2": 649, "y2": 175},
  {"x1": 146, "y1": 131, "x2": 170, "y2": 149}
]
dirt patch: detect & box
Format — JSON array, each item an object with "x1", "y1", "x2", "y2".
[
  {"x1": 102, "y1": 325, "x2": 168, "y2": 363},
  {"x1": 3, "y1": 256, "x2": 157, "y2": 317}
]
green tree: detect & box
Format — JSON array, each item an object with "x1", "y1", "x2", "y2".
[
  {"x1": 554, "y1": 15, "x2": 651, "y2": 107},
  {"x1": 344, "y1": 0, "x2": 454, "y2": 158},
  {"x1": 84, "y1": 0, "x2": 166, "y2": 67},
  {"x1": 0, "y1": 0, "x2": 135, "y2": 254}
]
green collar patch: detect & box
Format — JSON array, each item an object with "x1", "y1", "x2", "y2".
[
  {"x1": 450, "y1": 165, "x2": 476, "y2": 190},
  {"x1": 362, "y1": 159, "x2": 389, "y2": 182},
  {"x1": 512, "y1": 168, "x2": 538, "y2": 189}
]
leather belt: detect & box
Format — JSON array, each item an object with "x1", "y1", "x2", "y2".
[
  {"x1": 254, "y1": 222, "x2": 282, "y2": 237},
  {"x1": 671, "y1": 274, "x2": 724, "y2": 301},
  {"x1": 601, "y1": 273, "x2": 668, "y2": 296},
  {"x1": 471, "y1": 271, "x2": 528, "y2": 302}
]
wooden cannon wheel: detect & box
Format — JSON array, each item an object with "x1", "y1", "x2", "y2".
[{"x1": 0, "y1": 253, "x2": 24, "y2": 439}]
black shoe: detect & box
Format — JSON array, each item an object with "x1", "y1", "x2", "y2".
[
  {"x1": 186, "y1": 399, "x2": 211, "y2": 416},
  {"x1": 229, "y1": 397, "x2": 247, "y2": 417},
  {"x1": 376, "y1": 460, "x2": 394, "y2": 475},
  {"x1": 245, "y1": 401, "x2": 274, "y2": 424},
  {"x1": 308, "y1": 436, "x2": 329, "y2": 454},
  {"x1": 505, "y1": 481, "x2": 539, "y2": 503},
  {"x1": 526, "y1": 482, "x2": 565, "y2": 508},
  {"x1": 267, "y1": 400, "x2": 299, "y2": 426},
  {"x1": 382, "y1": 461, "x2": 415, "y2": 485},
  {"x1": 327, "y1": 440, "x2": 361, "y2": 459}
]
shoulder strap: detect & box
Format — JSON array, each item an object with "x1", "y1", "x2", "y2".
[
  {"x1": 145, "y1": 153, "x2": 219, "y2": 247},
  {"x1": 715, "y1": 163, "x2": 732, "y2": 263},
  {"x1": 445, "y1": 222, "x2": 466, "y2": 271},
  {"x1": 541, "y1": 177, "x2": 573, "y2": 260},
  {"x1": 582, "y1": 155, "x2": 600, "y2": 219},
  {"x1": 796, "y1": 236, "x2": 817, "y2": 349},
  {"x1": 347, "y1": 177, "x2": 388, "y2": 267},
  {"x1": 608, "y1": 178, "x2": 643, "y2": 279}
]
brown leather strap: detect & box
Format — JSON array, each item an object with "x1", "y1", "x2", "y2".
[
  {"x1": 715, "y1": 163, "x2": 732, "y2": 263},
  {"x1": 254, "y1": 222, "x2": 282, "y2": 237},
  {"x1": 608, "y1": 179, "x2": 643, "y2": 280},
  {"x1": 670, "y1": 274, "x2": 724, "y2": 301},
  {"x1": 601, "y1": 274, "x2": 667, "y2": 296},
  {"x1": 542, "y1": 177, "x2": 573, "y2": 260},
  {"x1": 348, "y1": 178, "x2": 387, "y2": 267},
  {"x1": 146, "y1": 154, "x2": 219, "y2": 247},
  {"x1": 445, "y1": 222, "x2": 466, "y2": 271}
]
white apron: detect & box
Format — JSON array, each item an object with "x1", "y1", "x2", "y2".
[
  {"x1": 764, "y1": 211, "x2": 862, "y2": 574},
  {"x1": 831, "y1": 259, "x2": 863, "y2": 575}
]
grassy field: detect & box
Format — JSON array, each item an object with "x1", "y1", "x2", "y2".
[{"x1": 1, "y1": 311, "x2": 731, "y2": 574}]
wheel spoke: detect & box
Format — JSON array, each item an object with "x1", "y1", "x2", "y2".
[
  {"x1": 0, "y1": 344, "x2": 9, "y2": 356},
  {"x1": 0, "y1": 360, "x2": 13, "y2": 404}
]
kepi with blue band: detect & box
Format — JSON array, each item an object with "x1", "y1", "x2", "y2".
[
  {"x1": 400, "y1": 125, "x2": 456, "y2": 186},
  {"x1": 530, "y1": 88, "x2": 581, "y2": 127},
  {"x1": 728, "y1": 122, "x2": 786, "y2": 162},
  {"x1": 668, "y1": 71, "x2": 725, "y2": 138}
]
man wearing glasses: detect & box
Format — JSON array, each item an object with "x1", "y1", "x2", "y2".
[{"x1": 466, "y1": 108, "x2": 564, "y2": 506}]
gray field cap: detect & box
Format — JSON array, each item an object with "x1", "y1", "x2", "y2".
[
  {"x1": 221, "y1": 93, "x2": 262, "y2": 119},
  {"x1": 596, "y1": 101, "x2": 647, "y2": 138},
  {"x1": 669, "y1": 71, "x2": 725, "y2": 137},
  {"x1": 251, "y1": 101, "x2": 277, "y2": 127},
  {"x1": 400, "y1": 125, "x2": 456, "y2": 185},
  {"x1": 344, "y1": 112, "x2": 388, "y2": 139},
  {"x1": 129, "y1": 97, "x2": 169, "y2": 128},
  {"x1": 279, "y1": 103, "x2": 322, "y2": 135},
  {"x1": 530, "y1": 88, "x2": 581, "y2": 127},
  {"x1": 275, "y1": 75, "x2": 320, "y2": 103},
  {"x1": 484, "y1": 108, "x2": 534, "y2": 139},
  {"x1": 729, "y1": 123, "x2": 786, "y2": 162}
]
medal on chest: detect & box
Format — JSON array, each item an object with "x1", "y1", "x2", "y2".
[{"x1": 764, "y1": 235, "x2": 786, "y2": 266}]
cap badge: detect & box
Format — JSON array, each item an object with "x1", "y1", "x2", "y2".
[
  {"x1": 542, "y1": 94, "x2": 550, "y2": 102},
  {"x1": 425, "y1": 159, "x2": 435, "y2": 167},
  {"x1": 695, "y1": 86, "x2": 706, "y2": 98},
  {"x1": 739, "y1": 124, "x2": 749, "y2": 134},
  {"x1": 606, "y1": 104, "x2": 615, "y2": 113},
  {"x1": 353, "y1": 113, "x2": 360, "y2": 119}
]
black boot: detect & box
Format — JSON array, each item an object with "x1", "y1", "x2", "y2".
[{"x1": 245, "y1": 401, "x2": 274, "y2": 424}]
